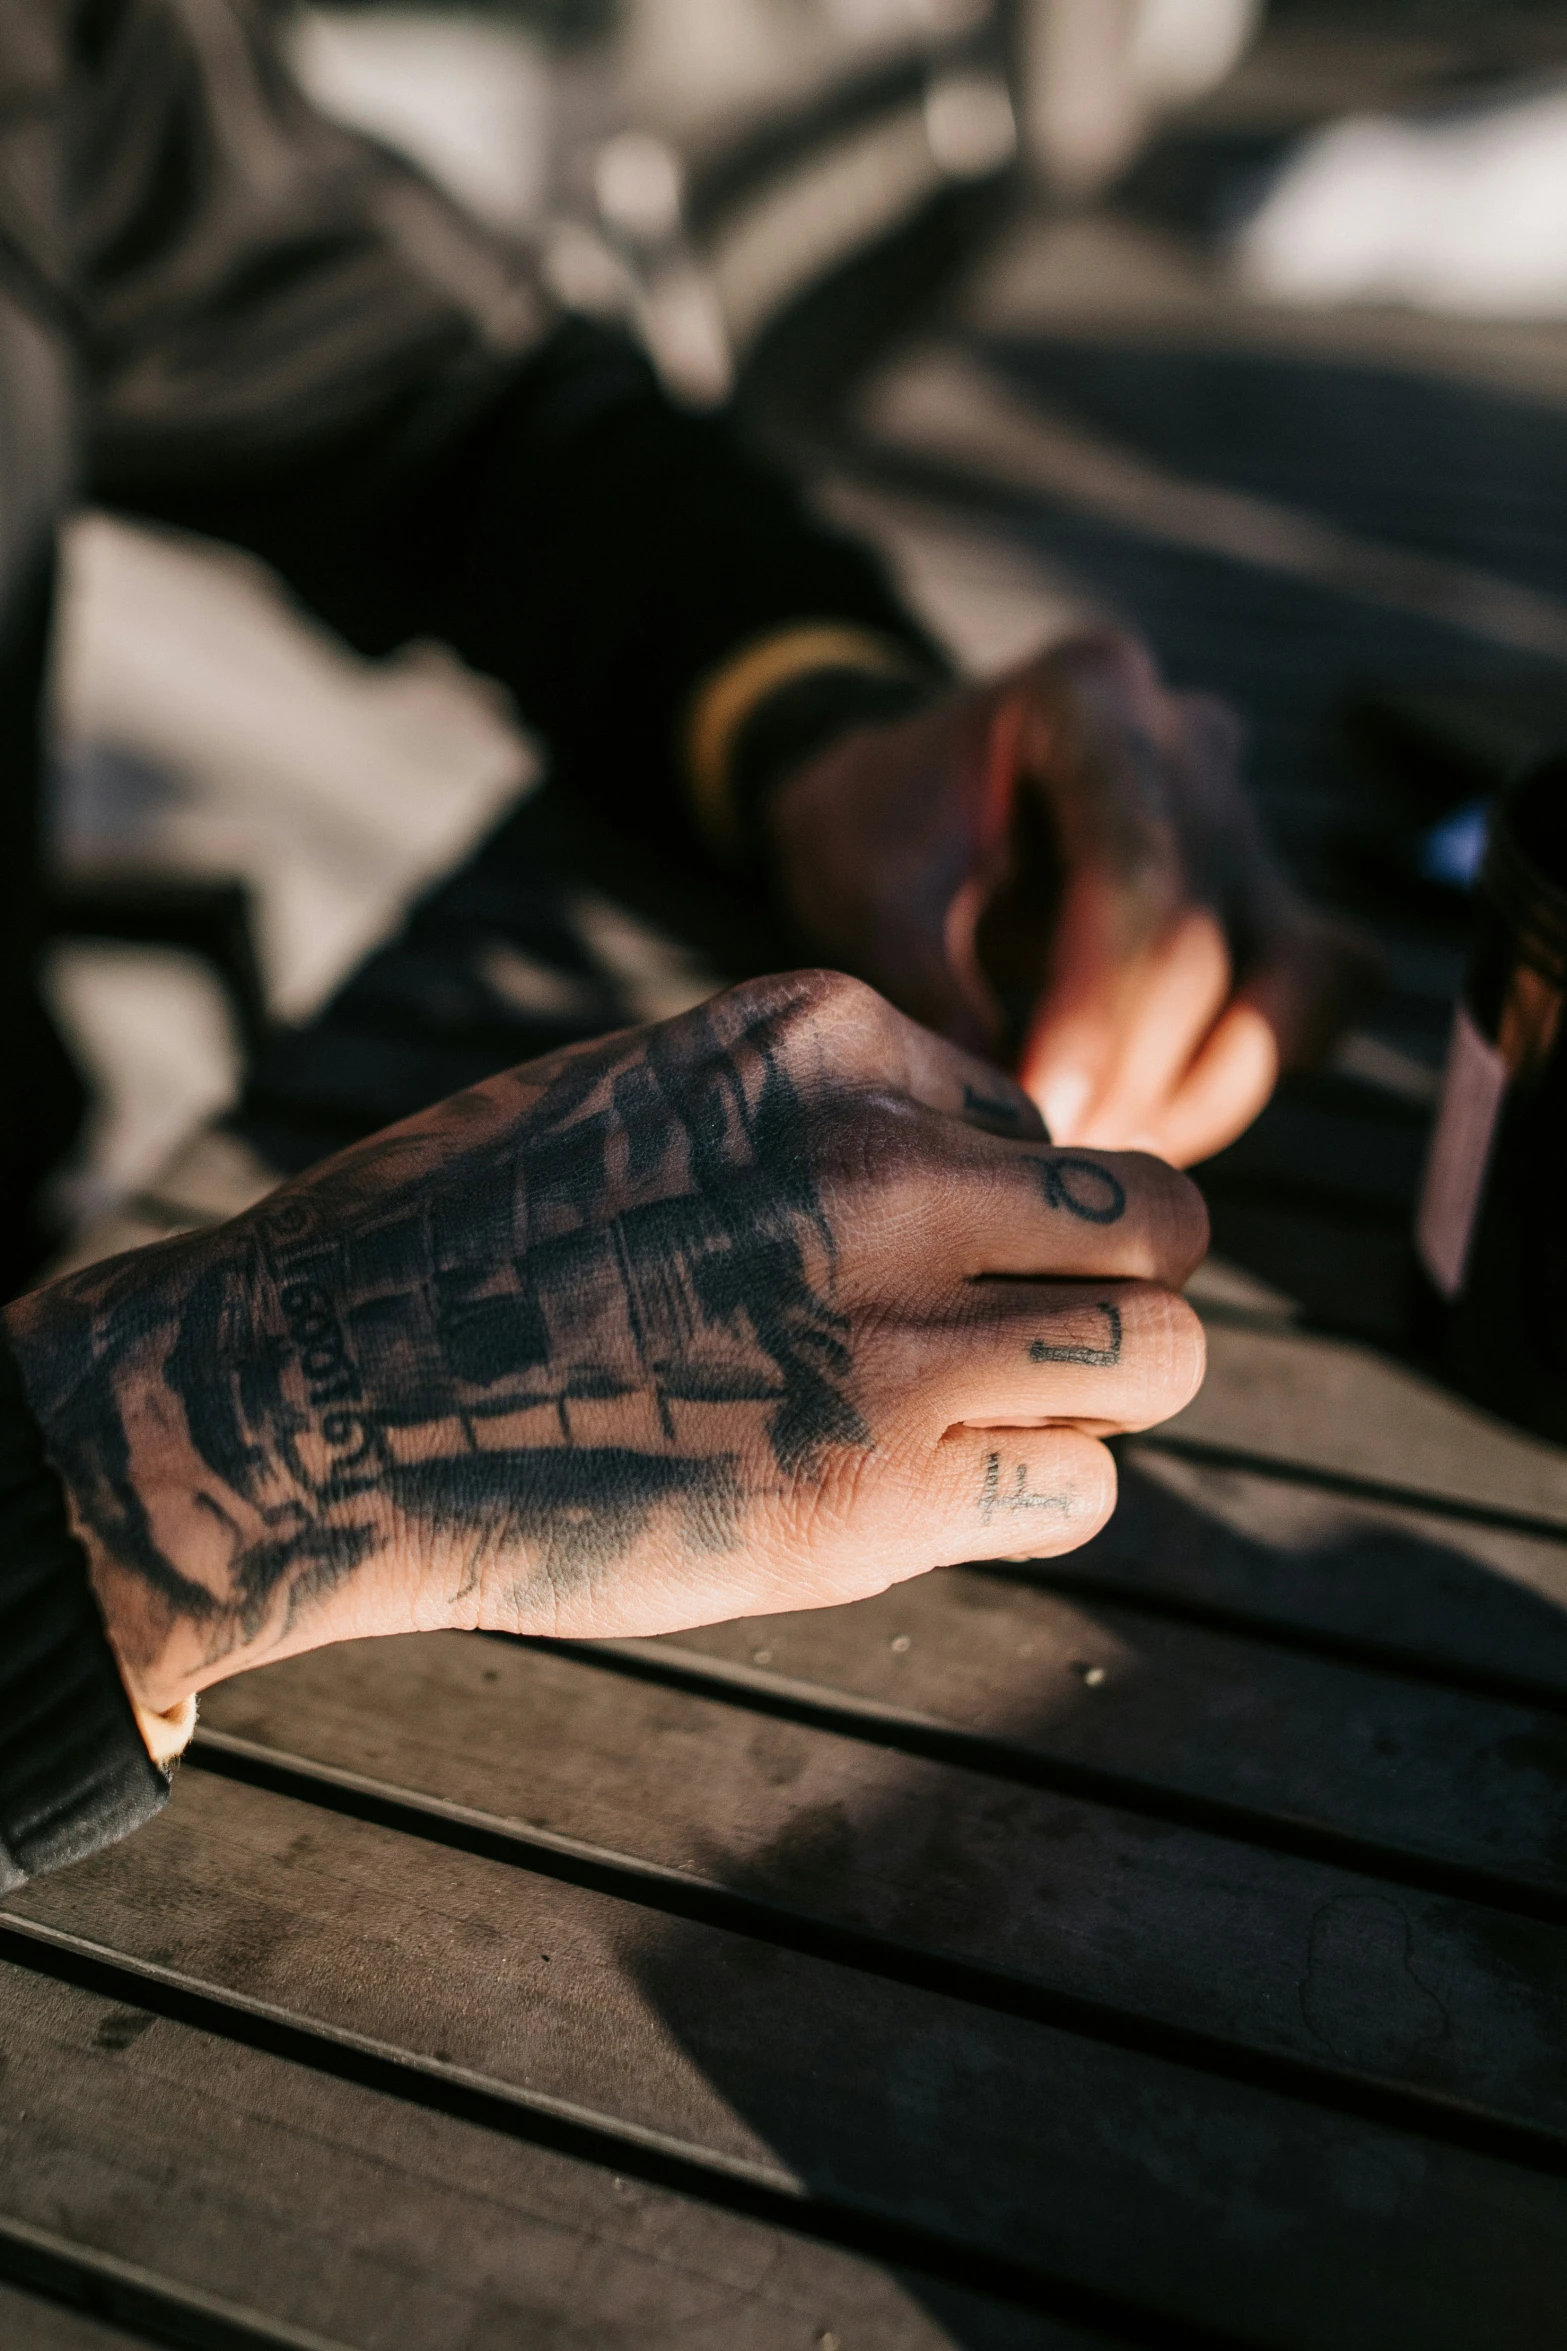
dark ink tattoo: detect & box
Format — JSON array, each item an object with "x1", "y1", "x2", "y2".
[
  {"x1": 1037, "y1": 1156, "x2": 1126, "y2": 1224},
  {"x1": 7, "y1": 986, "x2": 871, "y2": 1664},
  {"x1": 979, "y1": 1452, "x2": 1072, "y2": 1525},
  {"x1": 1029, "y1": 1303, "x2": 1123, "y2": 1368},
  {"x1": 962, "y1": 1083, "x2": 1022, "y2": 1126}
]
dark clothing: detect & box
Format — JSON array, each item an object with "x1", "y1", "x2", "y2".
[
  {"x1": 0, "y1": 4, "x2": 931, "y2": 1876},
  {"x1": 0, "y1": 1326, "x2": 168, "y2": 1888}
]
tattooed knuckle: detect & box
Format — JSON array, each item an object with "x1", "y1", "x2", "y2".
[
  {"x1": 766, "y1": 967, "x2": 897, "y2": 1069},
  {"x1": 1037, "y1": 1151, "x2": 1131, "y2": 1227}
]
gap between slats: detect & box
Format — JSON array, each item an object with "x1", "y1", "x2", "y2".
[
  {"x1": 971, "y1": 1558, "x2": 1567, "y2": 1721},
  {"x1": 0, "y1": 1920, "x2": 1265, "y2": 2351},
  {"x1": 1128, "y1": 1434, "x2": 1567, "y2": 1548},
  {"x1": 514, "y1": 1635, "x2": 1567, "y2": 1927},
  {"x1": 182, "y1": 1726, "x2": 1567, "y2": 2177},
  {"x1": 0, "y1": 2211, "x2": 351, "y2": 2351}
]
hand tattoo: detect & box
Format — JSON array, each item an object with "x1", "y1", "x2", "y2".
[
  {"x1": 1028, "y1": 1303, "x2": 1123, "y2": 1368},
  {"x1": 1037, "y1": 1157, "x2": 1127, "y2": 1224},
  {"x1": 5, "y1": 988, "x2": 871, "y2": 1671},
  {"x1": 978, "y1": 1453, "x2": 1073, "y2": 1525}
]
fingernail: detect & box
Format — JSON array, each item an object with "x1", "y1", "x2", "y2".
[{"x1": 1037, "y1": 1068, "x2": 1092, "y2": 1139}]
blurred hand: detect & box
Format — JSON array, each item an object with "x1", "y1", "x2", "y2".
[
  {"x1": 767, "y1": 630, "x2": 1380, "y2": 1166},
  {"x1": 6, "y1": 972, "x2": 1206, "y2": 1716}
]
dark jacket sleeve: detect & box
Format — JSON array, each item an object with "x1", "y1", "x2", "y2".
[
  {"x1": 112, "y1": 318, "x2": 946, "y2": 842},
  {"x1": 71, "y1": 12, "x2": 941, "y2": 841},
  {"x1": 0, "y1": 1328, "x2": 167, "y2": 1889}
]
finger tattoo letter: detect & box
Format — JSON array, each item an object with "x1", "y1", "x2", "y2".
[
  {"x1": 1036, "y1": 1156, "x2": 1126, "y2": 1224},
  {"x1": 1029, "y1": 1302, "x2": 1123, "y2": 1368},
  {"x1": 979, "y1": 1452, "x2": 1073, "y2": 1524}
]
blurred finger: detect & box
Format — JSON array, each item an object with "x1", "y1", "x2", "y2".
[
  {"x1": 1069, "y1": 909, "x2": 1232, "y2": 1150},
  {"x1": 1134, "y1": 997, "x2": 1279, "y2": 1167},
  {"x1": 1137, "y1": 914, "x2": 1385, "y2": 1167},
  {"x1": 1013, "y1": 866, "x2": 1166, "y2": 1141}
]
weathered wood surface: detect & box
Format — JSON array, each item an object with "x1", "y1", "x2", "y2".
[
  {"x1": 0, "y1": 1961, "x2": 1069, "y2": 2351},
  {"x1": 197, "y1": 1632, "x2": 1567, "y2": 2146},
  {"x1": 12, "y1": 1288, "x2": 1567, "y2": 2350},
  {"x1": 1163, "y1": 1318, "x2": 1567, "y2": 1528},
  {"x1": 1065, "y1": 1455, "x2": 1567, "y2": 1702},
  {"x1": 640, "y1": 1570, "x2": 1567, "y2": 1900},
  {"x1": 7, "y1": 1777, "x2": 1567, "y2": 2351}
]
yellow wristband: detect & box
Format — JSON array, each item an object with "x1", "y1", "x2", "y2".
[{"x1": 685, "y1": 623, "x2": 922, "y2": 855}]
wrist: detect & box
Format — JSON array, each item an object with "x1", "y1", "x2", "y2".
[
  {"x1": 2, "y1": 1223, "x2": 416, "y2": 1722},
  {"x1": 126, "y1": 1686, "x2": 199, "y2": 1766},
  {"x1": 684, "y1": 624, "x2": 939, "y2": 862}
]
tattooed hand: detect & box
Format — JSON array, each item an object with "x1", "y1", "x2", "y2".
[
  {"x1": 767, "y1": 630, "x2": 1380, "y2": 1166},
  {"x1": 3, "y1": 973, "x2": 1206, "y2": 1716}
]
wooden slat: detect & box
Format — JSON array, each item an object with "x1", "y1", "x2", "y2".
[
  {"x1": 8, "y1": 1773, "x2": 1567, "y2": 2351},
  {"x1": 639, "y1": 1570, "x2": 1567, "y2": 1901},
  {"x1": 0, "y1": 1962, "x2": 1064, "y2": 2351},
  {"x1": 0, "y1": 2217, "x2": 350, "y2": 2351},
  {"x1": 198, "y1": 1633, "x2": 1567, "y2": 2148},
  {"x1": 1168, "y1": 1320, "x2": 1567, "y2": 1528},
  {"x1": 1052, "y1": 1455, "x2": 1567, "y2": 1703}
]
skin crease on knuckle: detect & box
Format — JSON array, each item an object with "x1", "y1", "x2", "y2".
[{"x1": 2, "y1": 972, "x2": 1206, "y2": 1701}]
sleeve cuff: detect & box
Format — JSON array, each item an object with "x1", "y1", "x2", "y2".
[{"x1": 0, "y1": 1322, "x2": 173, "y2": 1886}]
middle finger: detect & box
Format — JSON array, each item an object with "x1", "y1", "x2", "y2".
[{"x1": 872, "y1": 1277, "x2": 1206, "y2": 1438}]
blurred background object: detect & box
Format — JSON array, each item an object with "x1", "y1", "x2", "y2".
[
  {"x1": 1234, "y1": 65, "x2": 1567, "y2": 318},
  {"x1": 46, "y1": 0, "x2": 1567, "y2": 1370},
  {"x1": 1023, "y1": 0, "x2": 1263, "y2": 198}
]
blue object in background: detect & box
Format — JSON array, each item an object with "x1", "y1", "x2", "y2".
[{"x1": 1417, "y1": 797, "x2": 1491, "y2": 889}]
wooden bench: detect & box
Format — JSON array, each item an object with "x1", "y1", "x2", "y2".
[{"x1": 4, "y1": 1220, "x2": 1566, "y2": 2348}]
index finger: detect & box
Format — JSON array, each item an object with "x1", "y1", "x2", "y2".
[
  {"x1": 974, "y1": 1140, "x2": 1209, "y2": 1288},
  {"x1": 804, "y1": 978, "x2": 1209, "y2": 1287},
  {"x1": 852, "y1": 1126, "x2": 1210, "y2": 1292}
]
